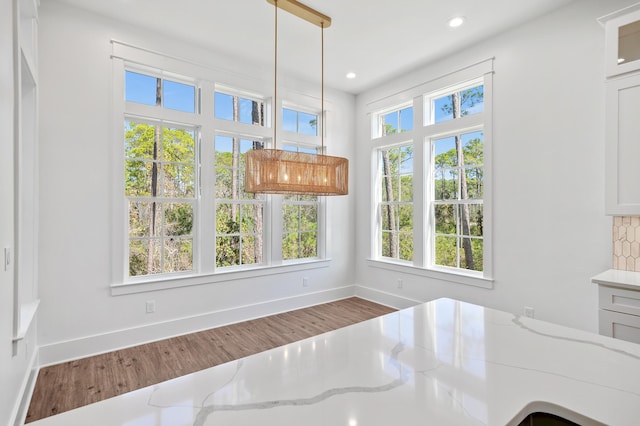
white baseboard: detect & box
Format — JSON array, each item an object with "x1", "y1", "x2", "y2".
[
  {"x1": 11, "y1": 347, "x2": 39, "y2": 426},
  {"x1": 353, "y1": 285, "x2": 422, "y2": 310},
  {"x1": 38, "y1": 286, "x2": 356, "y2": 367}
]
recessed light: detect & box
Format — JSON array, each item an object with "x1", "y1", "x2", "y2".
[
  {"x1": 448, "y1": 16, "x2": 465, "y2": 28},
  {"x1": 618, "y1": 57, "x2": 626, "y2": 64},
  {"x1": 346, "y1": 72, "x2": 357, "y2": 79}
]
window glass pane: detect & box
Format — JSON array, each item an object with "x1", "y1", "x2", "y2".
[
  {"x1": 382, "y1": 111, "x2": 399, "y2": 135},
  {"x1": 129, "y1": 201, "x2": 161, "y2": 237},
  {"x1": 400, "y1": 175, "x2": 413, "y2": 202},
  {"x1": 399, "y1": 145, "x2": 413, "y2": 173},
  {"x1": 163, "y1": 80, "x2": 195, "y2": 113},
  {"x1": 435, "y1": 236, "x2": 457, "y2": 267},
  {"x1": 464, "y1": 204, "x2": 483, "y2": 237},
  {"x1": 216, "y1": 236, "x2": 239, "y2": 267},
  {"x1": 461, "y1": 131, "x2": 483, "y2": 165},
  {"x1": 241, "y1": 236, "x2": 259, "y2": 265},
  {"x1": 164, "y1": 238, "x2": 192, "y2": 272},
  {"x1": 215, "y1": 168, "x2": 232, "y2": 198},
  {"x1": 298, "y1": 112, "x2": 317, "y2": 136},
  {"x1": 432, "y1": 85, "x2": 484, "y2": 124},
  {"x1": 283, "y1": 205, "x2": 299, "y2": 232},
  {"x1": 300, "y1": 205, "x2": 317, "y2": 230},
  {"x1": 239, "y1": 97, "x2": 265, "y2": 125},
  {"x1": 463, "y1": 238, "x2": 483, "y2": 271},
  {"x1": 215, "y1": 135, "x2": 233, "y2": 157},
  {"x1": 125, "y1": 121, "x2": 157, "y2": 160},
  {"x1": 434, "y1": 168, "x2": 458, "y2": 201},
  {"x1": 434, "y1": 136, "x2": 457, "y2": 166},
  {"x1": 124, "y1": 160, "x2": 152, "y2": 197},
  {"x1": 435, "y1": 204, "x2": 456, "y2": 235},
  {"x1": 433, "y1": 95, "x2": 453, "y2": 124},
  {"x1": 283, "y1": 108, "x2": 297, "y2": 132},
  {"x1": 460, "y1": 85, "x2": 484, "y2": 116},
  {"x1": 125, "y1": 71, "x2": 157, "y2": 106},
  {"x1": 214, "y1": 92, "x2": 234, "y2": 120},
  {"x1": 164, "y1": 203, "x2": 193, "y2": 236},
  {"x1": 216, "y1": 203, "x2": 238, "y2": 234},
  {"x1": 399, "y1": 233, "x2": 413, "y2": 262},
  {"x1": 465, "y1": 168, "x2": 483, "y2": 199},
  {"x1": 163, "y1": 128, "x2": 195, "y2": 162},
  {"x1": 129, "y1": 240, "x2": 154, "y2": 276},
  {"x1": 300, "y1": 232, "x2": 317, "y2": 258},
  {"x1": 399, "y1": 107, "x2": 413, "y2": 132}
]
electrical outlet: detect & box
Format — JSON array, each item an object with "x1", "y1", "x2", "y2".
[
  {"x1": 146, "y1": 300, "x2": 156, "y2": 313},
  {"x1": 397, "y1": 278, "x2": 403, "y2": 289},
  {"x1": 303, "y1": 277, "x2": 309, "y2": 287},
  {"x1": 524, "y1": 306, "x2": 534, "y2": 319},
  {"x1": 4, "y1": 247, "x2": 10, "y2": 271}
]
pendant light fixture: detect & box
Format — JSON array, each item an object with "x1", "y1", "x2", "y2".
[{"x1": 245, "y1": 0, "x2": 349, "y2": 196}]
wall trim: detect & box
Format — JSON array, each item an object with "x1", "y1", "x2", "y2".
[
  {"x1": 38, "y1": 285, "x2": 356, "y2": 367},
  {"x1": 11, "y1": 347, "x2": 39, "y2": 426},
  {"x1": 353, "y1": 285, "x2": 423, "y2": 310}
]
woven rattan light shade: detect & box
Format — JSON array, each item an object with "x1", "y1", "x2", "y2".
[
  {"x1": 245, "y1": 0, "x2": 348, "y2": 196},
  {"x1": 245, "y1": 149, "x2": 348, "y2": 195}
]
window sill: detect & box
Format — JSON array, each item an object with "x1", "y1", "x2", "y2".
[
  {"x1": 111, "y1": 259, "x2": 332, "y2": 296},
  {"x1": 366, "y1": 259, "x2": 493, "y2": 289}
]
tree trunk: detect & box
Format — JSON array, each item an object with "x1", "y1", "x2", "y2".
[
  {"x1": 382, "y1": 151, "x2": 397, "y2": 258},
  {"x1": 148, "y1": 78, "x2": 162, "y2": 274},
  {"x1": 231, "y1": 99, "x2": 239, "y2": 223},
  {"x1": 452, "y1": 92, "x2": 474, "y2": 269}
]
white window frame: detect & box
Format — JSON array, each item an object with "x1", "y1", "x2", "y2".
[
  {"x1": 368, "y1": 59, "x2": 493, "y2": 289},
  {"x1": 110, "y1": 41, "x2": 330, "y2": 295}
]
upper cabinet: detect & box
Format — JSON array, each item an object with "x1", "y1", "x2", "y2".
[
  {"x1": 601, "y1": 3, "x2": 640, "y2": 215},
  {"x1": 602, "y1": 4, "x2": 640, "y2": 78}
]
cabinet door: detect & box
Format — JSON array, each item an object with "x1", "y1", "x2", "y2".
[
  {"x1": 599, "y1": 309, "x2": 640, "y2": 344},
  {"x1": 605, "y1": 73, "x2": 640, "y2": 215},
  {"x1": 603, "y1": 6, "x2": 640, "y2": 78}
]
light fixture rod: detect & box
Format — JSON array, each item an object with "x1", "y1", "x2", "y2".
[
  {"x1": 321, "y1": 22, "x2": 325, "y2": 154},
  {"x1": 266, "y1": 0, "x2": 331, "y2": 28}
]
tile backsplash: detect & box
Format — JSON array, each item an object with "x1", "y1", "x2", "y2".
[{"x1": 613, "y1": 216, "x2": 640, "y2": 272}]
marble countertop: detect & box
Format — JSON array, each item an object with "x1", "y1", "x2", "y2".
[
  {"x1": 29, "y1": 298, "x2": 640, "y2": 425},
  {"x1": 592, "y1": 268, "x2": 640, "y2": 290}
]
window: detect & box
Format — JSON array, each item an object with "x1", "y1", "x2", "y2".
[
  {"x1": 428, "y1": 83, "x2": 484, "y2": 272},
  {"x1": 214, "y1": 91, "x2": 265, "y2": 126},
  {"x1": 126, "y1": 71, "x2": 196, "y2": 113},
  {"x1": 117, "y1": 58, "x2": 329, "y2": 286},
  {"x1": 283, "y1": 108, "x2": 317, "y2": 135},
  {"x1": 282, "y1": 144, "x2": 320, "y2": 261},
  {"x1": 378, "y1": 144, "x2": 413, "y2": 261},
  {"x1": 370, "y1": 62, "x2": 492, "y2": 283},
  {"x1": 432, "y1": 131, "x2": 484, "y2": 271},
  {"x1": 377, "y1": 104, "x2": 413, "y2": 137},
  {"x1": 125, "y1": 120, "x2": 196, "y2": 276},
  {"x1": 214, "y1": 135, "x2": 265, "y2": 267}
]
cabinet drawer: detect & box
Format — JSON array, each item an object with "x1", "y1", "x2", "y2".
[
  {"x1": 599, "y1": 309, "x2": 640, "y2": 344},
  {"x1": 598, "y1": 285, "x2": 640, "y2": 317}
]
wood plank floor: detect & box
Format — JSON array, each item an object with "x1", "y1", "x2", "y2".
[{"x1": 26, "y1": 297, "x2": 396, "y2": 423}]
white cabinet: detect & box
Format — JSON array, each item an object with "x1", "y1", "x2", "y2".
[
  {"x1": 601, "y1": 3, "x2": 640, "y2": 78},
  {"x1": 592, "y1": 269, "x2": 640, "y2": 344},
  {"x1": 605, "y1": 74, "x2": 640, "y2": 215},
  {"x1": 600, "y1": 3, "x2": 640, "y2": 215}
]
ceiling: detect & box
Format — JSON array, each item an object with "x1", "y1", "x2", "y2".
[{"x1": 55, "y1": 0, "x2": 576, "y2": 94}]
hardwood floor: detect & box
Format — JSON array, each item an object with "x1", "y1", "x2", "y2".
[{"x1": 26, "y1": 297, "x2": 396, "y2": 423}]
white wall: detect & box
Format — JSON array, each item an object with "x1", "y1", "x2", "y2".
[
  {"x1": 37, "y1": 0, "x2": 356, "y2": 365},
  {"x1": 355, "y1": 0, "x2": 636, "y2": 333}
]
